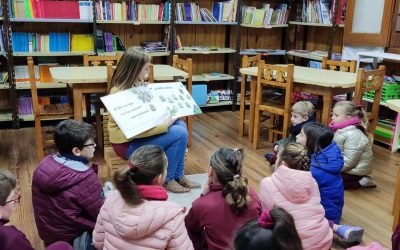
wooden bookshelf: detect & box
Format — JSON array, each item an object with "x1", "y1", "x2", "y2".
[
  {"x1": 175, "y1": 21, "x2": 237, "y2": 25},
  {"x1": 175, "y1": 48, "x2": 236, "y2": 54},
  {"x1": 13, "y1": 52, "x2": 96, "y2": 57},
  {"x1": 0, "y1": 113, "x2": 12, "y2": 121},
  {"x1": 97, "y1": 20, "x2": 170, "y2": 25},
  {"x1": 240, "y1": 24, "x2": 288, "y2": 28},
  {"x1": 10, "y1": 18, "x2": 93, "y2": 23},
  {"x1": 289, "y1": 21, "x2": 333, "y2": 27},
  {"x1": 15, "y1": 82, "x2": 67, "y2": 89}
]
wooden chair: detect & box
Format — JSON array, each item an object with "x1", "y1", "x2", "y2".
[
  {"x1": 322, "y1": 57, "x2": 356, "y2": 73},
  {"x1": 172, "y1": 55, "x2": 193, "y2": 147},
  {"x1": 82, "y1": 53, "x2": 122, "y2": 151},
  {"x1": 353, "y1": 65, "x2": 386, "y2": 137},
  {"x1": 148, "y1": 63, "x2": 155, "y2": 83},
  {"x1": 239, "y1": 54, "x2": 261, "y2": 139},
  {"x1": 253, "y1": 62, "x2": 294, "y2": 150},
  {"x1": 28, "y1": 57, "x2": 73, "y2": 160}
]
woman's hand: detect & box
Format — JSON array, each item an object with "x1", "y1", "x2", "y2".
[{"x1": 164, "y1": 117, "x2": 177, "y2": 127}]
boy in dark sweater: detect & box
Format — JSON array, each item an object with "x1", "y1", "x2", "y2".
[
  {"x1": 0, "y1": 169, "x2": 72, "y2": 250},
  {"x1": 265, "y1": 101, "x2": 315, "y2": 167},
  {"x1": 32, "y1": 120, "x2": 105, "y2": 247}
]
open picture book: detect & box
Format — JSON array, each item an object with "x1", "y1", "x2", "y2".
[{"x1": 101, "y1": 82, "x2": 202, "y2": 139}]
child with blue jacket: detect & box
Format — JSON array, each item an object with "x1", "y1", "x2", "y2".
[{"x1": 296, "y1": 122, "x2": 344, "y2": 224}]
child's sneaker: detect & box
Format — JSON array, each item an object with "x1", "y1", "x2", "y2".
[
  {"x1": 359, "y1": 176, "x2": 377, "y2": 188},
  {"x1": 264, "y1": 153, "x2": 277, "y2": 165},
  {"x1": 336, "y1": 225, "x2": 364, "y2": 243},
  {"x1": 333, "y1": 233, "x2": 360, "y2": 248}
]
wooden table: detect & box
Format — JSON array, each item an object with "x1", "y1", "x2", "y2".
[
  {"x1": 239, "y1": 66, "x2": 357, "y2": 142},
  {"x1": 50, "y1": 65, "x2": 188, "y2": 121}
]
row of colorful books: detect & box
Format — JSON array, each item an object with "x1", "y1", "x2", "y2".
[
  {"x1": 12, "y1": 32, "x2": 94, "y2": 53},
  {"x1": 18, "y1": 95, "x2": 69, "y2": 115},
  {"x1": 9, "y1": 0, "x2": 93, "y2": 19},
  {"x1": 294, "y1": 0, "x2": 347, "y2": 25},
  {"x1": 175, "y1": 1, "x2": 237, "y2": 22},
  {"x1": 96, "y1": 1, "x2": 170, "y2": 22},
  {"x1": 242, "y1": 3, "x2": 289, "y2": 26}
]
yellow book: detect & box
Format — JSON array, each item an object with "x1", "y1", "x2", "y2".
[{"x1": 253, "y1": 9, "x2": 265, "y2": 26}]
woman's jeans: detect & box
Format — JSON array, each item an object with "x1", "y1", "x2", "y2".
[{"x1": 126, "y1": 120, "x2": 188, "y2": 182}]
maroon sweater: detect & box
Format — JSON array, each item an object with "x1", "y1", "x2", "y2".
[
  {"x1": 185, "y1": 183, "x2": 262, "y2": 250},
  {"x1": 0, "y1": 219, "x2": 34, "y2": 250}
]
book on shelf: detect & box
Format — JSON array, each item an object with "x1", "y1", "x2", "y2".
[
  {"x1": 294, "y1": 0, "x2": 333, "y2": 24},
  {"x1": 0, "y1": 72, "x2": 8, "y2": 84},
  {"x1": 96, "y1": 1, "x2": 170, "y2": 22},
  {"x1": 101, "y1": 82, "x2": 202, "y2": 139},
  {"x1": 175, "y1": 1, "x2": 236, "y2": 22},
  {"x1": 12, "y1": 32, "x2": 93, "y2": 53},
  {"x1": 242, "y1": 3, "x2": 288, "y2": 26},
  {"x1": 9, "y1": 0, "x2": 93, "y2": 20}
]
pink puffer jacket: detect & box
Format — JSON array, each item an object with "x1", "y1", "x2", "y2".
[
  {"x1": 93, "y1": 190, "x2": 193, "y2": 250},
  {"x1": 259, "y1": 165, "x2": 333, "y2": 250}
]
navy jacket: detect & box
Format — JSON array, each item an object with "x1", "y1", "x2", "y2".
[{"x1": 310, "y1": 142, "x2": 344, "y2": 224}]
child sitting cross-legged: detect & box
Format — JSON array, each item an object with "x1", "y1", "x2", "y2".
[
  {"x1": 32, "y1": 120, "x2": 105, "y2": 248},
  {"x1": 329, "y1": 101, "x2": 375, "y2": 189},
  {"x1": 0, "y1": 169, "x2": 73, "y2": 250},
  {"x1": 259, "y1": 143, "x2": 364, "y2": 249},
  {"x1": 185, "y1": 147, "x2": 262, "y2": 250},
  {"x1": 264, "y1": 101, "x2": 315, "y2": 167},
  {"x1": 93, "y1": 145, "x2": 193, "y2": 250}
]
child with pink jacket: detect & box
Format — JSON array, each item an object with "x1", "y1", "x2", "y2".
[
  {"x1": 93, "y1": 145, "x2": 193, "y2": 250},
  {"x1": 259, "y1": 143, "x2": 332, "y2": 250}
]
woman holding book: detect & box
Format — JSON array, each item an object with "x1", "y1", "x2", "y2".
[{"x1": 107, "y1": 47, "x2": 200, "y2": 193}]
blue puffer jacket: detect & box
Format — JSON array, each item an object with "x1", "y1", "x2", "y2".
[{"x1": 311, "y1": 142, "x2": 344, "y2": 224}]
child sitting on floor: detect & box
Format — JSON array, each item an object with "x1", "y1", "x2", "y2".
[
  {"x1": 108, "y1": 47, "x2": 200, "y2": 193},
  {"x1": 259, "y1": 143, "x2": 364, "y2": 249},
  {"x1": 185, "y1": 147, "x2": 262, "y2": 250},
  {"x1": 31, "y1": 120, "x2": 105, "y2": 248},
  {"x1": 234, "y1": 207, "x2": 302, "y2": 250},
  {"x1": 0, "y1": 169, "x2": 73, "y2": 250},
  {"x1": 265, "y1": 101, "x2": 315, "y2": 166},
  {"x1": 93, "y1": 145, "x2": 193, "y2": 250},
  {"x1": 297, "y1": 123, "x2": 345, "y2": 224},
  {"x1": 329, "y1": 101, "x2": 375, "y2": 189}
]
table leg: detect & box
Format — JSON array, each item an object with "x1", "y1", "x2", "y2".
[
  {"x1": 248, "y1": 76, "x2": 257, "y2": 143},
  {"x1": 73, "y1": 88, "x2": 83, "y2": 121},
  {"x1": 321, "y1": 93, "x2": 333, "y2": 125},
  {"x1": 392, "y1": 113, "x2": 400, "y2": 153}
]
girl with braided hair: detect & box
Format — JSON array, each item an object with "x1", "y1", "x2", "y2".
[
  {"x1": 234, "y1": 207, "x2": 302, "y2": 250},
  {"x1": 185, "y1": 147, "x2": 261, "y2": 250},
  {"x1": 259, "y1": 143, "x2": 364, "y2": 249}
]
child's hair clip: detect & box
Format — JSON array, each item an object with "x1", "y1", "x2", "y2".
[
  {"x1": 258, "y1": 209, "x2": 274, "y2": 229},
  {"x1": 128, "y1": 162, "x2": 137, "y2": 170}
]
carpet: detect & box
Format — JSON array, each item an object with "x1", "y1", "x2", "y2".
[{"x1": 167, "y1": 173, "x2": 208, "y2": 213}]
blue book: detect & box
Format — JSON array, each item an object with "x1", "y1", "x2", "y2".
[
  {"x1": 163, "y1": 1, "x2": 169, "y2": 21},
  {"x1": 212, "y1": 2, "x2": 220, "y2": 21},
  {"x1": 184, "y1": 2, "x2": 191, "y2": 21}
]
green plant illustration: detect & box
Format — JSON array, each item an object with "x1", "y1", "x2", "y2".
[
  {"x1": 179, "y1": 95, "x2": 184, "y2": 101},
  {"x1": 193, "y1": 104, "x2": 202, "y2": 114},
  {"x1": 172, "y1": 94, "x2": 178, "y2": 100},
  {"x1": 178, "y1": 102, "x2": 184, "y2": 108},
  {"x1": 137, "y1": 90, "x2": 153, "y2": 103},
  {"x1": 159, "y1": 95, "x2": 166, "y2": 102}
]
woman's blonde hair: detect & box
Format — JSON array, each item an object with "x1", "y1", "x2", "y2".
[
  {"x1": 334, "y1": 101, "x2": 369, "y2": 133},
  {"x1": 277, "y1": 143, "x2": 310, "y2": 171},
  {"x1": 110, "y1": 47, "x2": 151, "y2": 91},
  {"x1": 209, "y1": 147, "x2": 249, "y2": 215},
  {"x1": 114, "y1": 145, "x2": 167, "y2": 206}
]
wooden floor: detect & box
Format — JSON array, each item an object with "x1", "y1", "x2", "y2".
[{"x1": 2, "y1": 111, "x2": 398, "y2": 249}]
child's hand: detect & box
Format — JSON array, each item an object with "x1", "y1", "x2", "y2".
[{"x1": 164, "y1": 117, "x2": 177, "y2": 127}]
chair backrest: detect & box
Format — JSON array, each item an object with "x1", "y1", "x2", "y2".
[
  {"x1": 106, "y1": 63, "x2": 116, "y2": 92},
  {"x1": 148, "y1": 63, "x2": 154, "y2": 83},
  {"x1": 353, "y1": 65, "x2": 386, "y2": 135},
  {"x1": 27, "y1": 57, "x2": 40, "y2": 117},
  {"x1": 83, "y1": 52, "x2": 122, "y2": 66},
  {"x1": 103, "y1": 113, "x2": 111, "y2": 147},
  {"x1": 322, "y1": 57, "x2": 356, "y2": 73},
  {"x1": 172, "y1": 55, "x2": 192, "y2": 94},
  {"x1": 242, "y1": 54, "x2": 261, "y2": 68},
  {"x1": 257, "y1": 62, "x2": 294, "y2": 111}
]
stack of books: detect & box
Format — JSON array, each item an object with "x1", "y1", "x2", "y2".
[
  {"x1": 141, "y1": 41, "x2": 167, "y2": 52},
  {"x1": 175, "y1": 1, "x2": 237, "y2": 22},
  {"x1": 293, "y1": 0, "x2": 333, "y2": 24}
]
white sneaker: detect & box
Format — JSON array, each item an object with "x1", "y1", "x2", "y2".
[{"x1": 359, "y1": 176, "x2": 377, "y2": 188}]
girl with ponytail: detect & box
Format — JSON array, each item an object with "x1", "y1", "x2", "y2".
[
  {"x1": 234, "y1": 207, "x2": 302, "y2": 250},
  {"x1": 185, "y1": 147, "x2": 261, "y2": 250},
  {"x1": 93, "y1": 145, "x2": 193, "y2": 250},
  {"x1": 329, "y1": 101, "x2": 375, "y2": 189}
]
